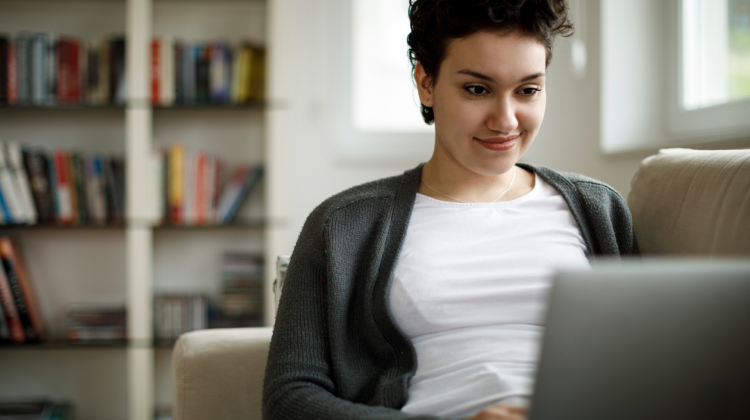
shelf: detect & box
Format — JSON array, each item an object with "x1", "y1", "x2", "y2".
[
  {"x1": 0, "y1": 219, "x2": 279, "y2": 230},
  {"x1": 1, "y1": 101, "x2": 281, "y2": 111}
]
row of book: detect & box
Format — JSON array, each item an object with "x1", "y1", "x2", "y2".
[
  {"x1": 0, "y1": 236, "x2": 44, "y2": 344},
  {"x1": 0, "y1": 33, "x2": 126, "y2": 106},
  {"x1": 0, "y1": 33, "x2": 266, "y2": 106},
  {"x1": 151, "y1": 38, "x2": 266, "y2": 106},
  {"x1": 0, "y1": 139, "x2": 263, "y2": 226},
  {"x1": 66, "y1": 306, "x2": 126, "y2": 342},
  {"x1": 221, "y1": 253, "x2": 264, "y2": 318},
  {"x1": 0, "y1": 140, "x2": 125, "y2": 226},
  {"x1": 158, "y1": 144, "x2": 263, "y2": 226},
  {"x1": 153, "y1": 295, "x2": 208, "y2": 341}
]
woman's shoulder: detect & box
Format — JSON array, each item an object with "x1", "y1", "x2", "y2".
[
  {"x1": 521, "y1": 163, "x2": 625, "y2": 201},
  {"x1": 302, "y1": 165, "x2": 422, "y2": 230}
]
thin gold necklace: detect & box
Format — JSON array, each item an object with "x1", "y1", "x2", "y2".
[{"x1": 420, "y1": 167, "x2": 516, "y2": 204}]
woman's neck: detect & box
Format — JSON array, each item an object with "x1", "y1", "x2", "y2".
[{"x1": 418, "y1": 156, "x2": 535, "y2": 203}]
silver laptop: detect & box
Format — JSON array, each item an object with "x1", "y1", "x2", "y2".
[{"x1": 529, "y1": 259, "x2": 750, "y2": 420}]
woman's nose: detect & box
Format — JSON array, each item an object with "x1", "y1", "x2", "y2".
[{"x1": 486, "y1": 97, "x2": 518, "y2": 134}]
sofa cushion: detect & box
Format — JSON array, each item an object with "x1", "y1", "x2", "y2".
[
  {"x1": 171, "y1": 327, "x2": 273, "y2": 420},
  {"x1": 628, "y1": 148, "x2": 750, "y2": 256}
]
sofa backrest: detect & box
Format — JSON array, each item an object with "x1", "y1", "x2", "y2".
[{"x1": 628, "y1": 148, "x2": 750, "y2": 256}]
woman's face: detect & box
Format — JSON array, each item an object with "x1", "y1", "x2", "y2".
[{"x1": 416, "y1": 30, "x2": 547, "y2": 177}]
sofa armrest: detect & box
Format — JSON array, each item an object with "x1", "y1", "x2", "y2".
[{"x1": 171, "y1": 327, "x2": 273, "y2": 420}]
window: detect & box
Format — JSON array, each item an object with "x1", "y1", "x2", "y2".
[
  {"x1": 600, "y1": 0, "x2": 750, "y2": 154},
  {"x1": 330, "y1": 0, "x2": 434, "y2": 162}
]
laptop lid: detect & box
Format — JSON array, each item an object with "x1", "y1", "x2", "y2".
[{"x1": 529, "y1": 260, "x2": 750, "y2": 420}]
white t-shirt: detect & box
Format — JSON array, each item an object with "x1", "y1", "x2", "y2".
[{"x1": 389, "y1": 174, "x2": 590, "y2": 419}]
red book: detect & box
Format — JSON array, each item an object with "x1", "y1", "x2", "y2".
[
  {"x1": 0, "y1": 258, "x2": 25, "y2": 343},
  {"x1": 152, "y1": 39, "x2": 160, "y2": 105},
  {"x1": 7, "y1": 40, "x2": 17, "y2": 104},
  {"x1": 195, "y1": 152, "x2": 207, "y2": 224},
  {"x1": 54, "y1": 151, "x2": 74, "y2": 224},
  {"x1": 0, "y1": 236, "x2": 44, "y2": 342},
  {"x1": 57, "y1": 38, "x2": 81, "y2": 104}
]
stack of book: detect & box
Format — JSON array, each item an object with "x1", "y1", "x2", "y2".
[
  {"x1": 0, "y1": 33, "x2": 266, "y2": 107},
  {"x1": 156, "y1": 143, "x2": 263, "y2": 226},
  {"x1": 0, "y1": 140, "x2": 124, "y2": 226},
  {"x1": 151, "y1": 38, "x2": 265, "y2": 106},
  {"x1": 65, "y1": 305, "x2": 126, "y2": 343},
  {"x1": 0, "y1": 236, "x2": 44, "y2": 344},
  {"x1": 0, "y1": 33, "x2": 126, "y2": 106},
  {"x1": 153, "y1": 294, "x2": 208, "y2": 341},
  {"x1": 220, "y1": 253, "x2": 264, "y2": 319}
]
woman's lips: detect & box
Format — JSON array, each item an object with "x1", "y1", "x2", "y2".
[{"x1": 475, "y1": 135, "x2": 519, "y2": 151}]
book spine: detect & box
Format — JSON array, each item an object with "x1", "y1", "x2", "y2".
[
  {"x1": 195, "y1": 44, "x2": 209, "y2": 104},
  {"x1": 0, "y1": 35, "x2": 8, "y2": 104},
  {"x1": 168, "y1": 144, "x2": 184, "y2": 224},
  {"x1": 113, "y1": 157, "x2": 125, "y2": 220},
  {"x1": 66, "y1": 152, "x2": 79, "y2": 223},
  {"x1": 0, "y1": 236, "x2": 43, "y2": 341},
  {"x1": 0, "y1": 181, "x2": 10, "y2": 224},
  {"x1": 99, "y1": 38, "x2": 110, "y2": 105},
  {"x1": 151, "y1": 39, "x2": 160, "y2": 105},
  {"x1": 182, "y1": 151, "x2": 195, "y2": 225},
  {"x1": 219, "y1": 165, "x2": 263, "y2": 224},
  {"x1": 0, "y1": 142, "x2": 26, "y2": 224},
  {"x1": 16, "y1": 33, "x2": 31, "y2": 104},
  {"x1": 31, "y1": 33, "x2": 47, "y2": 105},
  {"x1": 72, "y1": 152, "x2": 88, "y2": 224},
  {"x1": 195, "y1": 152, "x2": 207, "y2": 224},
  {"x1": 8, "y1": 142, "x2": 37, "y2": 225},
  {"x1": 86, "y1": 40, "x2": 99, "y2": 105},
  {"x1": 53, "y1": 150, "x2": 73, "y2": 224},
  {"x1": 88, "y1": 154, "x2": 107, "y2": 224},
  {"x1": 0, "y1": 261, "x2": 25, "y2": 343},
  {"x1": 7, "y1": 38, "x2": 18, "y2": 104},
  {"x1": 174, "y1": 42, "x2": 183, "y2": 104},
  {"x1": 160, "y1": 36, "x2": 174, "y2": 106},
  {"x1": 23, "y1": 149, "x2": 55, "y2": 223},
  {"x1": 46, "y1": 33, "x2": 57, "y2": 105}
]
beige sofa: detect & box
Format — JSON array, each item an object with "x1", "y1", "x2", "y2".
[{"x1": 171, "y1": 148, "x2": 750, "y2": 420}]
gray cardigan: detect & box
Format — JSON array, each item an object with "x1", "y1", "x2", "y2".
[{"x1": 263, "y1": 163, "x2": 638, "y2": 420}]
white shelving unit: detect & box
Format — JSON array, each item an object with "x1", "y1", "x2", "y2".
[{"x1": 0, "y1": 0, "x2": 285, "y2": 419}]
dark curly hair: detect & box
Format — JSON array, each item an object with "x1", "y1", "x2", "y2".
[{"x1": 407, "y1": 0, "x2": 574, "y2": 124}]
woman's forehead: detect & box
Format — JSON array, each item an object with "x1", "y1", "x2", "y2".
[{"x1": 442, "y1": 30, "x2": 547, "y2": 82}]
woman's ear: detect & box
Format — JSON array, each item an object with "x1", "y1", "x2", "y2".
[{"x1": 414, "y1": 62, "x2": 434, "y2": 108}]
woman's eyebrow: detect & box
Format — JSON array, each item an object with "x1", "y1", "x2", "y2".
[{"x1": 456, "y1": 69, "x2": 547, "y2": 83}]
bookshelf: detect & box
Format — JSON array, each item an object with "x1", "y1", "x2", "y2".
[{"x1": 0, "y1": 0, "x2": 283, "y2": 419}]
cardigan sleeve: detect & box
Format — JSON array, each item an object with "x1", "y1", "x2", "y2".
[
  {"x1": 573, "y1": 180, "x2": 640, "y2": 256},
  {"x1": 262, "y1": 207, "x2": 440, "y2": 420}
]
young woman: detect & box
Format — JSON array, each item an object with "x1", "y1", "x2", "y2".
[{"x1": 263, "y1": 1, "x2": 638, "y2": 419}]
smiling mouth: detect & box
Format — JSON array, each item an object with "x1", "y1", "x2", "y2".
[{"x1": 474, "y1": 135, "x2": 519, "y2": 151}]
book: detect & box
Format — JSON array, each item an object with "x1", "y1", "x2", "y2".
[
  {"x1": 0, "y1": 259, "x2": 25, "y2": 343},
  {"x1": 0, "y1": 141, "x2": 28, "y2": 224},
  {"x1": 109, "y1": 36, "x2": 126, "y2": 105},
  {"x1": 71, "y1": 152, "x2": 89, "y2": 224},
  {"x1": 66, "y1": 305, "x2": 126, "y2": 342},
  {"x1": 56, "y1": 37, "x2": 81, "y2": 104},
  {"x1": 53, "y1": 150, "x2": 73, "y2": 224},
  {"x1": 195, "y1": 45, "x2": 209, "y2": 104},
  {"x1": 0, "y1": 236, "x2": 44, "y2": 342},
  {"x1": 0, "y1": 35, "x2": 8, "y2": 104},
  {"x1": 16, "y1": 32, "x2": 32, "y2": 104},
  {"x1": 159, "y1": 36, "x2": 175, "y2": 106},
  {"x1": 7, "y1": 141, "x2": 37, "y2": 225},
  {"x1": 216, "y1": 164, "x2": 263, "y2": 224},
  {"x1": 46, "y1": 33, "x2": 57, "y2": 105},
  {"x1": 151, "y1": 39, "x2": 160, "y2": 105},
  {"x1": 22, "y1": 149, "x2": 56, "y2": 224},
  {"x1": 103, "y1": 156, "x2": 124, "y2": 223},
  {"x1": 31, "y1": 33, "x2": 47, "y2": 105},
  {"x1": 86, "y1": 153, "x2": 107, "y2": 224},
  {"x1": 7, "y1": 37, "x2": 18, "y2": 104},
  {"x1": 167, "y1": 144, "x2": 185, "y2": 224}
]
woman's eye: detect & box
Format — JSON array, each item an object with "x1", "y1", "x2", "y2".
[
  {"x1": 519, "y1": 87, "x2": 541, "y2": 96},
  {"x1": 466, "y1": 85, "x2": 488, "y2": 96}
]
